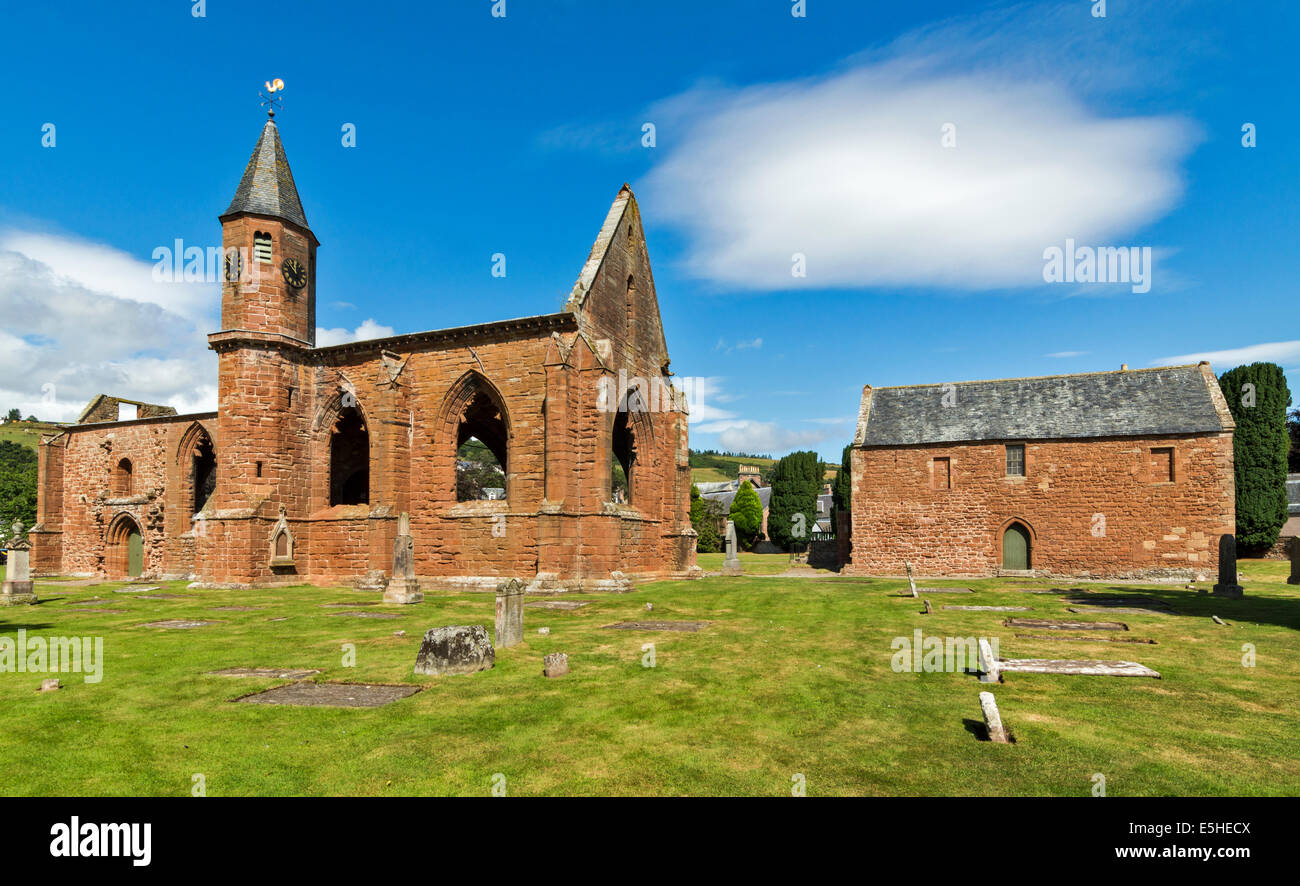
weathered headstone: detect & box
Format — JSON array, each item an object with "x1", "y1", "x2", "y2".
[
  {"x1": 923, "y1": 599, "x2": 933, "y2": 615},
  {"x1": 383, "y1": 512, "x2": 423, "y2": 604},
  {"x1": 1, "y1": 520, "x2": 37, "y2": 605},
  {"x1": 413, "y1": 625, "x2": 495, "y2": 676},
  {"x1": 977, "y1": 638, "x2": 1000, "y2": 683},
  {"x1": 1212, "y1": 533, "x2": 1244, "y2": 598},
  {"x1": 542, "y1": 652, "x2": 568, "y2": 678},
  {"x1": 905, "y1": 561, "x2": 917, "y2": 598},
  {"x1": 494, "y1": 577, "x2": 524, "y2": 648},
  {"x1": 978, "y1": 691, "x2": 1009, "y2": 743},
  {"x1": 722, "y1": 521, "x2": 742, "y2": 576},
  {"x1": 1289, "y1": 537, "x2": 1300, "y2": 585}
]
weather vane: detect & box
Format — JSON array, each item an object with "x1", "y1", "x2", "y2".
[{"x1": 260, "y1": 78, "x2": 285, "y2": 118}]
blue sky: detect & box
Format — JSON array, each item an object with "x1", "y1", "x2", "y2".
[{"x1": 0, "y1": 0, "x2": 1295, "y2": 460}]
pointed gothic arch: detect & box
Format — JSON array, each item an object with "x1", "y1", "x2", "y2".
[
  {"x1": 105, "y1": 512, "x2": 144, "y2": 578},
  {"x1": 437, "y1": 371, "x2": 512, "y2": 501},
  {"x1": 177, "y1": 421, "x2": 216, "y2": 518},
  {"x1": 1000, "y1": 518, "x2": 1034, "y2": 571},
  {"x1": 608, "y1": 381, "x2": 656, "y2": 505}
]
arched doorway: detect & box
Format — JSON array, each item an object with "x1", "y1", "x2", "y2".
[
  {"x1": 107, "y1": 515, "x2": 144, "y2": 578},
  {"x1": 1002, "y1": 521, "x2": 1032, "y2": 570}
]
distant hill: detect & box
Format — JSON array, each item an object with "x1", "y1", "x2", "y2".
[
  {"x1": 689, "y1": 450, "x2": 777, "y2": 486},
  {"x1": 0, "y1": 421, "x2": 64, "y2": 452}
]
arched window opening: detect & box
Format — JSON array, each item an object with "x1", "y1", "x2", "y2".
[
  {"x1": 626, "y1": 274, "x2": 637, "y2": 335},
  {"x1": 274, "y1": 529, "x2": 290, "y2": 558},
  {"x1": 329, "y1": 406, "x2": 369, "y2": 506},
  {"x1": 192, "y1": 433, "x2": 216, "y2": 514},
  {"x1": 112, "y1": 458, "x2": 133, "y2": 497},
  {"x1": 1002, "y1": 521, "x2": 1032, "y2": 570},
  {"x1": 457, "y1": 436, "x2": 506, "y2": 501},
  {"x1": 454, "y1": 390, "x2": 508, "y2": 501},
  {"x1": 611, "y1": 408, "x2": 634, "y2": 504}
]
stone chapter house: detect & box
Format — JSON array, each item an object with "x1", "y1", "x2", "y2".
[
  {"x1": 845, "y1": 364, "x2": 1236, "y2": 580},
  {"x1": 29, "y1": 118, "x2": 699, "y2": 591}
]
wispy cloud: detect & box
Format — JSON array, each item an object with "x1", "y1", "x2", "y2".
[
  {"x1": 642, "y1": 3, "x2": 1197, "y2": 292},
  {"x1": 714, "y1": 336, "x2": 763, "y2": 353},
  {"x1": 316, "y1": 319, "x2": 396, "y2": 347},
  {"x1": 1151, "y1": 340, "x2": 1300, "y2": 370},
  {"x1": 693, "y1": 418, "x2": 827, "y2": 454},
  {"x1": 1046, "y1": 350, "x2": 1089, "y2": 358}
]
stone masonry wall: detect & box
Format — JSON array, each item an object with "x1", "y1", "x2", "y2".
[{"x1": 847, "y1": 432, "x2": 1234, "y2": 580}]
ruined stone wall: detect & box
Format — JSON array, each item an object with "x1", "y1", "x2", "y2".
[{"x1": 847, "y1": 432, "x2": 1234, "y2": 580}]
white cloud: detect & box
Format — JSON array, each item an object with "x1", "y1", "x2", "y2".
[
  {"x1": 315, "y1": 319, "x2": 396, "y2": 347},
  {"x1": 0, "y1": 235, "x2": 218, "y2": 422},
  {"x1": 1046, "y1": 350, "x2": 1089, "y2": 358},
  {"x1": 714, "y1": 336, "x2": 763, "y2": 353},
  {"x1": 675, "y1": 376, "x2": 737, "y2": 423},
  {"x1": 1151, "y1": 340, "x2": 1300, "y2": 370},
  {"x1": 693, "y1": 418, "x2": 827, "y2": 455},
  {"x1": 642, "y1": 8, "x2": 1196, "y2": 292}
]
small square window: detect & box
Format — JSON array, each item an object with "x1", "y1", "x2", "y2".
[
  {"x1": 1006, "y1": 444, "x2": 1025, "y2": 477},
  {"x1": 932, "y1": 457, "x2": 951, "y2": 490}
]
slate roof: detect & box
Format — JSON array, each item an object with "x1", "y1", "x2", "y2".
[
  {"x1": 855, "y1": 364, "x2": 1232, "y2": 447},
  {"x1": 222, "y1": 119, "x2": 310, "y2": 230},
  {"x1": 700, "y1": 485, "x2": 772, "y2": 513}
]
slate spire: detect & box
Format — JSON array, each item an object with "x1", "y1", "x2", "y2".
[{"x1": 221, "y1": 119, "x2": 310, "y2": 231}]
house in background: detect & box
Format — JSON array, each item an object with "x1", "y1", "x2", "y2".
[{"x1": 845, "y1": 363, "x2": 1236, "y2": 580}]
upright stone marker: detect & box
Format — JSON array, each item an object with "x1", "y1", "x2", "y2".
[
  {"x1": 722, "y1": 520, "x2": 742, "y2": 576},
  {"x1": 977, "y1": 638, "x2": 1000, "y2": 683},
  {"x1": 978, "y1": 691, "x2": 1010, "y2": 743},
  {"x1": 1288, "y1": 537, "x2": 1300, "y2": 585},
  {"x1": 383, "y1": 512, "x2": 423, "y2": 604},
  {"x1": 905, "y1": 561, "x2": 918, "y2": 598},
  {"x1": 1211, "y1": 533, "x2": 1244, "y2": 598},
  {"x1": 1, "y1": 520, "x2": 37, "y2": 606},
  {"x1": 495, "y1": 577, "x2": 524, "y2": 648}
]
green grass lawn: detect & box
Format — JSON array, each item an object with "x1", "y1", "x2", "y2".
[{"x1": 2, "y1": 557, "x2": 1297, "y2": 796}]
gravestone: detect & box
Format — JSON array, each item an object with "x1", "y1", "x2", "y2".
[
  {"x1": 1211, "y1": 533, "x2": 1244, "y2": 598},
  {"x1": 722, "y1": 521, "x2": 742, "y2": 576},
  {"x1": 542, "y1": 652, "x2": 568, "y2": 678},
  {"x1": 383, "y1": 512, "x2": 424, "y2": 604},
  {"x1": 978, "y1": 691, "x2": 1009, "y2": 743},
  {"x1": 904, "y1": 561, "x2": 917, "y2": 598},
  {"x1": 977, "y1": 638, "x2": 999, "y2": 683},
  {"x1": 1, "y1": 520, "x2": 37, "y2": 605},
  {"x1": 413, "y1": 625, "x2": 495, "y2": 676},
  {"x1": 494, "y1": 578, "x2": 524, "y2": 648},
  {"x1": 1289, "y1": 537, "x2": 1300, "y2": 585}
]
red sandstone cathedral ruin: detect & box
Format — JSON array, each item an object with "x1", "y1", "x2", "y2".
[{"x1": 29, "y1": 119, "x2": 699, "y2": 591}]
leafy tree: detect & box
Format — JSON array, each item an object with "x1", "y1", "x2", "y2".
[
  {"x1": 768, "y1": 450, "x2": 820, "y2": 549},
  {"x1": 0, "y1": 440, "x2": 37, "y2": 532},
  {"x1": 728, "y1": 480, "x2": 764, "y2": 550},
  {"x1": 832, "y1": 443, "x2": 853, "y2": 513},
  {"x1": 455, "y1": 437, "x2": 505, "y2": 501},
  {"x1": 1219, "y1": 363, "x2": 1292, "y2": 551},
  {"x1": 4, "y1": 409, "x2": 19, "y2": 422},
  {"x1": 689, "y1": 484, "x2": 723, "y2": 553}
]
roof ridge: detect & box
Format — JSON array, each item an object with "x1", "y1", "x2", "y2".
[{"x1": 866, "y1": 364, "x2": 1206, "y2": 392}]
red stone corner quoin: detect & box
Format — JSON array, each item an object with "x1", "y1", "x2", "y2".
[
  {"x1": 27, "y1": 119, "x2": 700, "y2": 591},
  {"x1": 843, "y1": 363, "x2": 1236, "y2": 581}
]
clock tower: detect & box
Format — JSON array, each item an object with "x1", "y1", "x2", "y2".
[
  {"x1": 216, "y1": 117, "x2": 317, "y2": 344},
  {"x1": 206, "y1": 115, "x2": 319, "y2": 555}
]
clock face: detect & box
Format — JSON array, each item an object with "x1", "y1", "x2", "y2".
[
  {"x1": 281, "y1": 257, "x2": 307, "y2": 290},
  {"x1": 224, "y1": 250, "x2": 242, "y2": 282}
]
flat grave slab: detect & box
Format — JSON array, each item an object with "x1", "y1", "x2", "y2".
[
  {"x1": 321, "y1": 601, "x2": 380, "y2": 607},
  {"x1": 136, "y1": 619, "x2": 218, "y2": 629},
  {"x1": 68, "y1": 607, "x2": 125, "y2": 614},
  {"x1": 1014, "y1": 633, "x2": 1156, "y2": 644},
  {"x1": 65, "y1": 599, "x2": 112, "y2": 606},
  {"x1": 601, "y1": 621, "x2": 710, "y2": 632},
  {"x1": 135, "y1": 594, "x2": 196, "y2": 600},
  {"x1": 998, "y1": 658, "x2": 1161, "y2": 678},
  {"x1": 114, "y1": 587, "x2": 161, "y2": 594},
  {"x1": 1003, "y1": 617, "x2": 1128, "y2": 631},
  {"x1": 328, "y1": 611, "x2": 399, "y2": 619},
  {"x1": 209, "y1": 606, "x2": 263, "y2": 612},
  {"x1": 526, "y1": 600, "x2": 590, "y2": 610},
  {"x1": 209, "y1": 667, "x2": 322, "y2": 679},
  {"x1": 1065, "y1": 595, "x2": 1171, "y2": 609},
  {"x1": 943, "y1": 605, "x2": 1032, "y2": 611},
  {"x1": 914, "y1": 587, "x2": 974, "y2": 594},
  {"x1": 234, "y1": 682, "x2": 421, "y2": 708},
  {"x1": 1068, "y1": 606, "x2": 1169, "y2": 616}
]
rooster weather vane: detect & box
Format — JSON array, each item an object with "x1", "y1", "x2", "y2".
[{"x1": 260, "y1": 78, "x2": 285, "y2": 118}]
